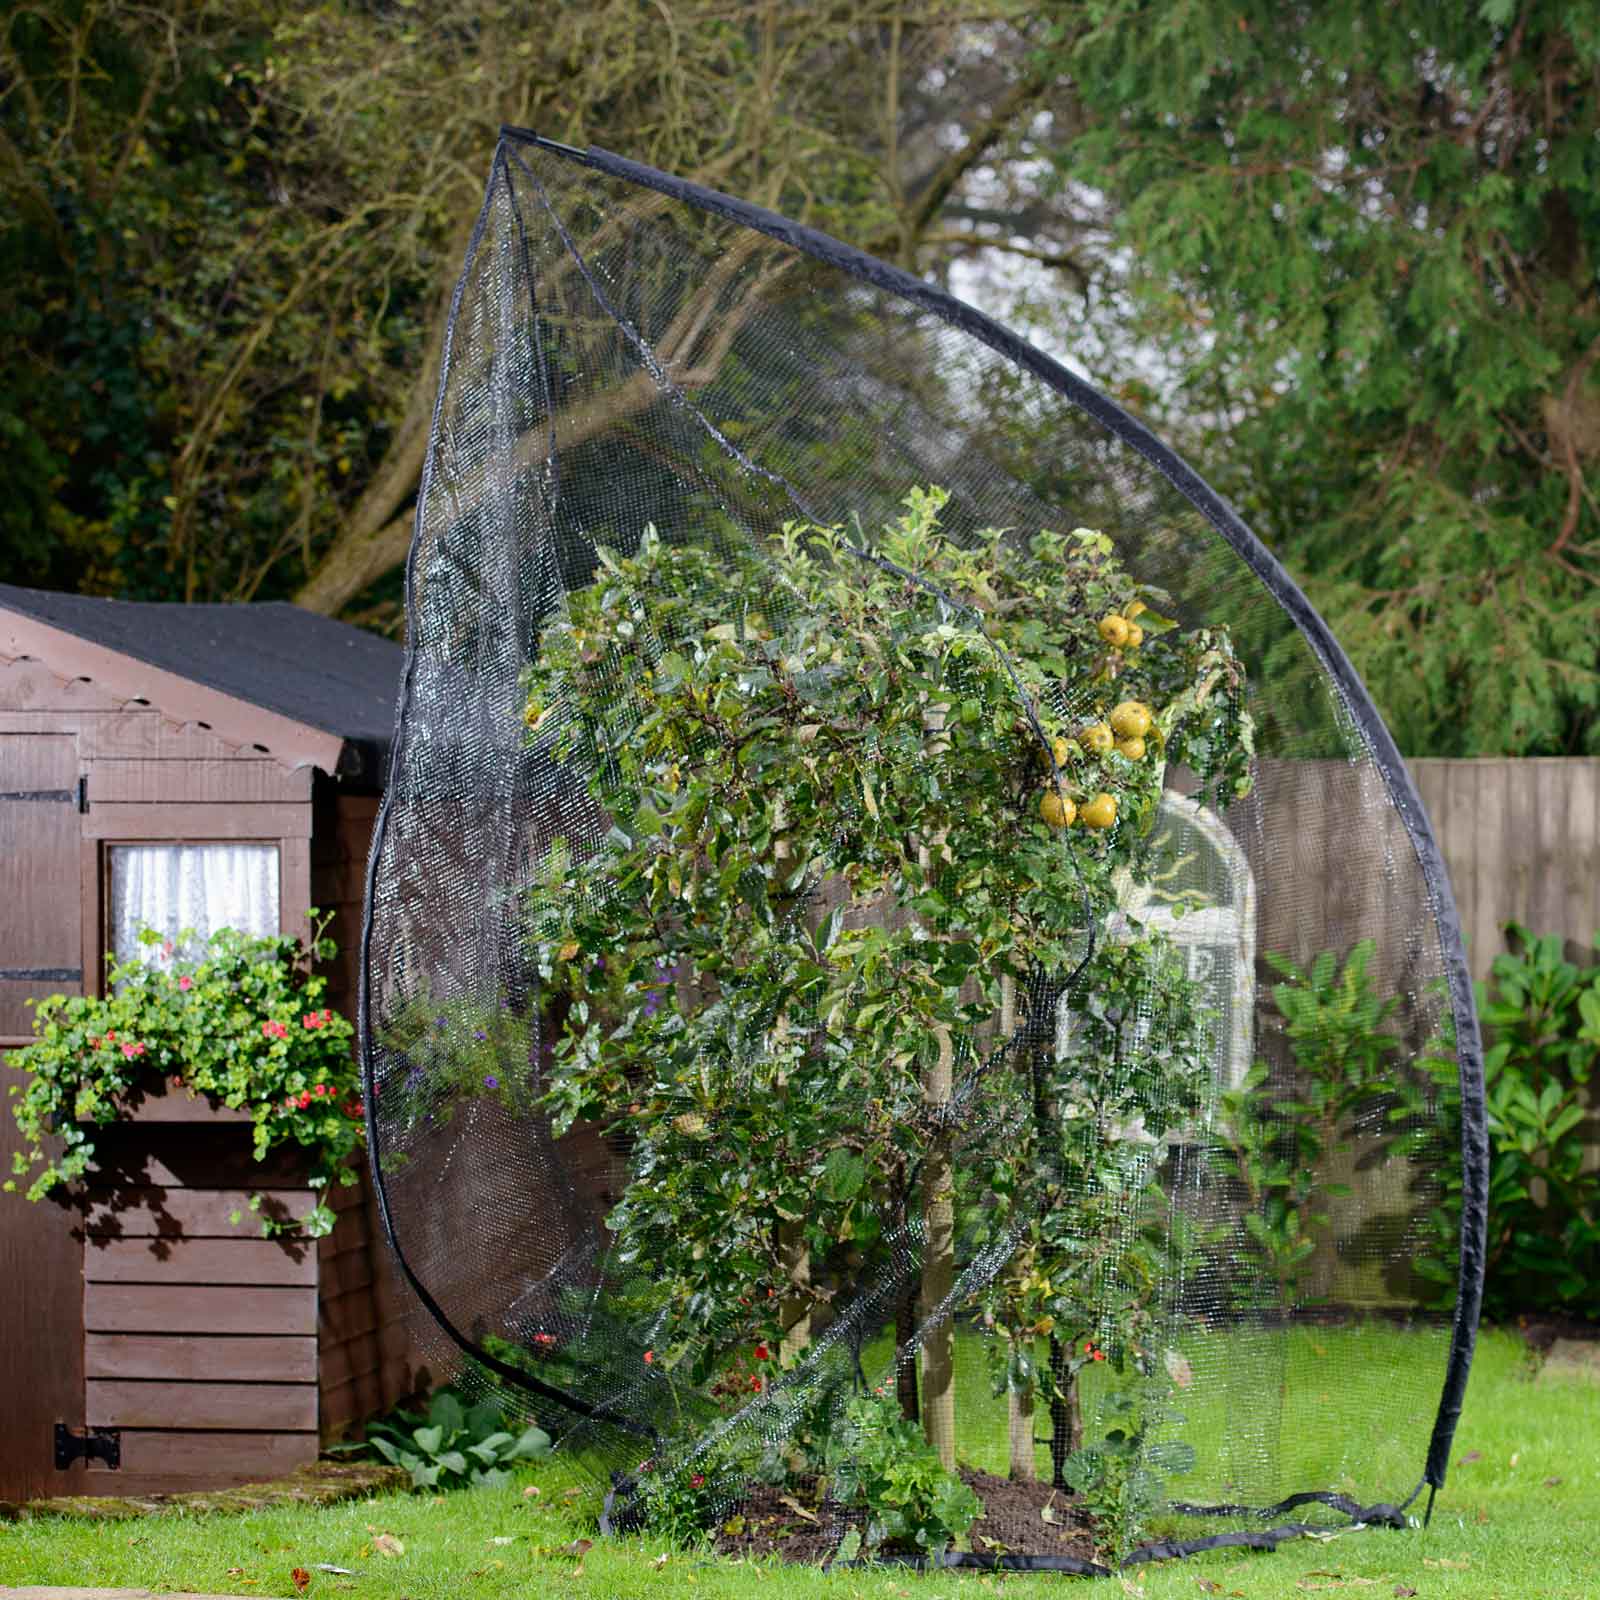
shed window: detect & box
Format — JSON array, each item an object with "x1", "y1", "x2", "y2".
[{"x1": 108, "y1": 843, "x2": 280, "y2": 965}]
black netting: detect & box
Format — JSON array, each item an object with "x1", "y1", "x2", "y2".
[{"x1": 358, "y1": 131, "x2": 1487, "y2": 1571}]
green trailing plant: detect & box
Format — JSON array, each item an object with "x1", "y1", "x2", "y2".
[
  {"x1": 349, "y1": 1388, "x2": 552, "y2": 1490},
  {"x1": 1418, "y1": 925, "x2": 1600, "y2": 1319},
  {"x1": 824, "y1": 1391, "x2": 982, "y2": 1560},
  {"x1": 4, "y1": 918, "x2": 362, "y2": 1237}
]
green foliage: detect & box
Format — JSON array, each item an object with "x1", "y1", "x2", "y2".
[
  {"x1": 1420, "y1": 925, "x2": 1600, "y2": 1317},
  {"x1": 1, "y1": 3, "x2": 1064, "y2": 620},
  {"x1": 4, "y1": 918, "x2": 361, "y2": 1237},
  {"x1": 971, "y1": 933, "x2": 1213, "y2": 1453},
  {"x1": 354, "y1": 1389, "x2": 552, "y2": 1491},
  {"x1": 525, "y1": 492, "x2": 1251, "y2": 1393},
  {"x1": 1054, "y1": 2, "x2": 1600, "y2": 756},
  {"x1": 825, "y1": 1391, "x2": 982, "y2": 1558},
  {"x1": 1209, "y1": 941, "x2": 1420, "y2": 1306},
  {"x1": 1062, "y1": 1386, "x2": 1194, "y2": 1563}
]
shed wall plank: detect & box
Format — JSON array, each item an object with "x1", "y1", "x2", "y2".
[
  {"x1": 86, "y1": 1283, "x2": 318, "y2": 1336},
  {"x1": 86, "y1": 1333, "x2": 317, "y2": 1383},
  {"x1": 81, "y1": 1186, "x2": 318, "y2": 1237},
  {"x1": 84, "y1": 1237, "x2": 318, "y2": 1287},
  {"x1": 82, "y1": 801, "x2": 310, "y2": 840},
  {"x1": 86, "y1": 758, "x2": 311, "y2": 804},
  {"x1": 87, "y1": 1378, "x2": 318, "y2": 1432},
  {"x1": 84, "y1": 1429, "x2": 317, "y2": 1480}
]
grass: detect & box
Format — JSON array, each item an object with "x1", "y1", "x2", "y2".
[{"x1": 1, "y1": 1327, "x2": 1593, "y2": 1600}]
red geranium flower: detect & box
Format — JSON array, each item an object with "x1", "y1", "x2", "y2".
[
  {"x1": 753, "y1": 1344, "x2": 770, "y2": 1362},
  {"x1": 643, "y1": 1349, "x2": 654, "y2": 1365}
]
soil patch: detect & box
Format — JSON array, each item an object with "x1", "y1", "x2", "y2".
[
  {"x1": 1, "y1": 1459, "x2": 406, "y2": 1523},
  {"x1": 1537, "y1": 1338, "x2": 1600, "y2": 1384},
  {"x1": 962, "y1": 1468, "x2": 1099, "y2": 1564},
  {"x1": 1514, "y1": 1314, "x2": 1600, "y2": 1355},
  {"x1": 711, "y1": 1468, "x2": 1100, "y2": 1567}
]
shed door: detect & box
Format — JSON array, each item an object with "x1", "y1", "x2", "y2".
[{"x1": 0, "y1": 732, "x2": 88, "y2": 1499}]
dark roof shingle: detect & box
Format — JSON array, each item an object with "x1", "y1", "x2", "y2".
[{"x1": 0, "y1": 585, "x2": 404, "y2": 778}]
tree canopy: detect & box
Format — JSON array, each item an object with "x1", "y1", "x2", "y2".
[
  {"x1": 2, "y1": 2, "x2": 1070, "y2": 623},
  {"x1": 1050, "y1": 0, "x2": 1600, "y2": 756},
  {"x1": 6, "y1": 1, "x2": 1597, "y2": 754}
]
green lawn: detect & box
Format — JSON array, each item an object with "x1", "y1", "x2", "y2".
[{"x1": 1, "y1": 1328, "x2": 1593, "y2": 1599}]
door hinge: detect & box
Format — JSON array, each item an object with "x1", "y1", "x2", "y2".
[{"x1": 55, "y1": 1423, "x2": 120, "y2": 1470}]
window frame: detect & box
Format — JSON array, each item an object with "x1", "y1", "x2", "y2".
[{"x1": 100, "y1": 837, "x2": 286, "y2": 978}]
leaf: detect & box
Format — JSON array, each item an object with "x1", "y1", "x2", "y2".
[
  {"x1": 371, "y1": 1533, "x2": 404, "y2": 1558},
  {"x1": 291, "y1": 1570, "x2": 311, "y2": 1593},
  {"x1": 1394, "y1": 1588, "x2": 1418, "y2": 1597},
  {"x1": 777, "y1": 1493, "x2": 819, "y2": 1523},
  {"x1": 507, "y1": 1424, "x2": 553, "y2": 1460},
  {"x1": 1456, "y1": 1449, "x2": 1480, "y2": 1464},
  {"x1": 565, "y1": 1538, "x2": 593, "y2": 1559},
  {"x1": 413, "y1": 1424, "x2": 444, "y2": 1455},
  {"x1": 821, "y1": 1146, "x2": 866, "y2": 1202},
  {"x1": 1164, "y1": 1348, "x2": 1194, "y2": 1389},
  {"x1": 836, "y1": 1528, "x2": 862, "y2": 1563}
]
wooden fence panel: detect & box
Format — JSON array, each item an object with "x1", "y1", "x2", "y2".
[{"x1": 1408, "y1": 758, "x2": 1600, "y2": 981}]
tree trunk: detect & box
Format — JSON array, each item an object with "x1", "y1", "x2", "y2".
[
  {"x1": 895, "y1": 1259, "x2": 921, "y2": 1424},
  {"x1": 1047, "y1": 1334, "x2": 1083, "y2": 1490},
  {"x1": 778, "y1": 1215, "x2": 812, "y2": 1364},
  {"x1": 916, "y1": 702, "x2": 956, "y2": 1471},
  {"x1": 919, "y1": 1022, "x2": 957, "y2": 1470},
  {"x1": 1008, "y1": 1376, "x2": 1037, "y2": 1481}
]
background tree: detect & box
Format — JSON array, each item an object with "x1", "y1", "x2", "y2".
[
  {"x1": 1044, "y1": 0, "x2": 1600, "y2": 756},
  {"x1": 1, "y1": 2, "x2": 1080, "y2": 625}
]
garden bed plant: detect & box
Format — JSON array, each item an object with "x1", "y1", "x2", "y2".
[{"x1": 5, "y1": 914, "x2": 363, "y2": 1237}]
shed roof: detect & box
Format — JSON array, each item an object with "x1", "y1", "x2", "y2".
[{"x1": 0, "y1": 585, "x2": 404, "y2": 780}]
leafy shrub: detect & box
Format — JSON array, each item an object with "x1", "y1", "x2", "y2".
[
  {"x1": 1063, "y1": 1386, "x2": 1195, "y2": 1562},
  {"x1": 825, "y1": 1391, "x2": 982, "y2": 1558},
  {"x1": 1210, "y1": 940, "x2": 1414, "y2": 1307},
  {"x1": 356, "y1": 1388, "x2": 552, "y2": 1490},
  {"x1": 524, "y1": 490, "x2": 1252, "y2": 1510},
  {"x1": 1420, "y1": 925, "x2": 1600, "y2": 1319},
  {"x1": 5, "y1": 918, "x2": 361, "y2": 1236}
]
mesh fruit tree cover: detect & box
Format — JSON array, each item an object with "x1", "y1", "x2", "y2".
[{"x1": 359, "y1": 130, "x2": 1488, "y2": 1574}]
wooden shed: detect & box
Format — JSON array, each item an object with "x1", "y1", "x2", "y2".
[{"x1": 0, "y1": 584, "x2": 421, "y2": 1504}]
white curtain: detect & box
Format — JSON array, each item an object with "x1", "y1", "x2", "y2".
[{"x1": 109, "y1": 843, "x2": 280, "y2": 965}]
